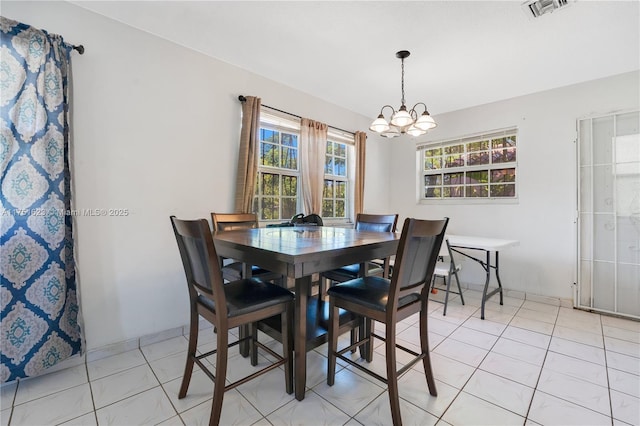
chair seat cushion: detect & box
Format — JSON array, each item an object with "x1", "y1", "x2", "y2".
[
  {"x1": 222, "y1": 262, "x2": 280, "y2": 282},
  {"x1": 327, "y1": 276, "x2": 419, "y2": 312},
  {"x1": 198, "y1": 278, "x2": 293, "y2": 317}
]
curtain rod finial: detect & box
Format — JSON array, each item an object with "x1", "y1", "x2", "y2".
[
  {"x1": 238, "y1": 95, "x2": 247, "y2": 102},
  {"x1": 73, "y1": 45, "x2": 84, "y2": 54}
]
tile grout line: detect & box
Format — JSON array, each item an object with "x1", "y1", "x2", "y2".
[{"x1": 521, "y1": 300, "x2": 561, "y2": 423}]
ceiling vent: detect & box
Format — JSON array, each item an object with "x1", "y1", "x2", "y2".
[{"x1": 522, "y1": 0, "x2": 570, "y2": 18}]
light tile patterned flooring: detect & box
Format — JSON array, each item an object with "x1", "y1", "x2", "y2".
[{"x1": 1, "y1": 289, "x2": 639, "y2": 425}]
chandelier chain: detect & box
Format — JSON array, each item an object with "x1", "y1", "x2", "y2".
[{"x1": 401, "y1": 57, "x2": 405, "y2": 106}]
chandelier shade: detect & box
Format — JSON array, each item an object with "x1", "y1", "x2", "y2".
[{"x1": 369, "y1": 50, "x2": 437, "y2": 138}]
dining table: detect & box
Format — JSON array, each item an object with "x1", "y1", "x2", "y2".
[{"x1": 213, "y1": 225, "x2": 399, "y2": 400}]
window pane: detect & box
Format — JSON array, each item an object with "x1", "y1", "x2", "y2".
[
  {"x1": 282, "y1": 175, "x2": 297, "y2": 196},
  {"x1": 282, "y1": 197, "x2": 297, "y2": 219},
  {"x1": 252, "y1": 197, "x2": 259, "y2": 215},
  {"x1": 323, "y1": 180, "x2": 334, "y2": 198},
  {"x1": 334, "y1": 143, "x2": 346, "y2": 158},
  {"x1": 467, "y1": 185, "x2": 489, "y2": 197},
  {"x1": 325, "y1": 157, "x2": 333, "y2": 174},
  {"x1": 444, "y1": 144, "x2": 464, "y2": 154},
  {"x1": 443, "y1": 172, "x2": 464, "y2": 185},
  {"x1": 281, "y1": 133, "x2": 298, "y2": 147},
  {"x1": 443, "y1": 186, "x2": 464, "y2": 197},
  {"x1": 424, "y1": 148, "x2": 442, "y2": 157},
  {"x1": 490, "y1": 184, "x2": 516, "y2": 197},
  {"x1": 424, "y1": 175, "x2": 442, "y2": 185},
  {"x1": 326, "y1": 141, "x2": 334, "y2": 155},
  {"x1": 260, "y1": 142, "x2": 280, "y2": 167},
  {"x1": 425, "y1": 157, "x2": 442, "y2": 170},
  {"x1": 468, "y1": 140, "x2": 489, "y2": 152},
  {"x1": 322, "y1": 200, "x2": 334, "y2": 217},
  {"x1": 335, "y1": 200, "x2": 346, "y2": 218},
  {"x1": 491, "y1": 168, "x2": 516, "y2": 183},
  {"x1": 281, "y1": 146, "x2": 298, "y2": 169},
  {"x1": 466, "y1": 170, "x2": 488, "y2": 184},
  {"x1": 261, "y1": 197, "x2": 279, "y2": 220},
  {"x1": 425, "y1": 187, "x2": 441, "y2": 198},
  {"x1": 334, "y1": 158, "x2": 346, "y2": 176},
  {"x1": 467, "y1": 151, "x2": 489, "y2": 166},
  {"x1": 492, "y1": 147, "x2": 516, "y2": 163},
  {"x1": 491, "y1": 136, "x2": 516, "y2": 148},
  {"x1": 335, "y1": 181, "x2": 346, "y2": 198},
  {"x1": 445, "y1": 154, "x2": 464, "y2": 168},
  {"x1": 261, "y1": 173, "x2": 279, "y2": 195},
  {"x1": 261, "y1": 129, "x2": 278, "y2": 143}
]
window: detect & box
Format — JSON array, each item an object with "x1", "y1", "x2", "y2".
[
  {"x1": 254, "y1": 110, "x2": 354, "y2": 222},
  {"x1": 418, "y1": 128, "x2": 518, "y2": 200},
  {"x1": 253, "y1": 127, "x2": 300, "y2": 220},
  {"x1": 323, "y1": 141, "x2": 348, "y2": 219}
]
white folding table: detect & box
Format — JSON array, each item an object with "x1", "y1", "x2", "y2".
[{"x1": 446, "y1": 235, "x2": 519, "y2": 320}]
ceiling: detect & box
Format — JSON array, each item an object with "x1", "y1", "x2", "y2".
[{"x1": 71, "y1": 1, "x2": 639, "y2": 119}]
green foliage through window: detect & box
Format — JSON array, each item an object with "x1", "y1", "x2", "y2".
[{"x1": 421, "y1": 130, "x2": 517, "y2": 200}]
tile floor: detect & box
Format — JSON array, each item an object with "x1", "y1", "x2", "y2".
[{"x1": 1, "y1": 289, "x2": 639, "y2": 426}]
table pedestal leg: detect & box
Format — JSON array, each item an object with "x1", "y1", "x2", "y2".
[{"x1": 295, "y1": 275, "x2": 311, "y2": 401}]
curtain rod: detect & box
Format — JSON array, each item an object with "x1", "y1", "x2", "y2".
[
  {"x1": 238, "y1": 95, "x2": 354, "y2": 136},
  {"x1": 72, "y1": 45, "x2": 84, "y2": 54}
]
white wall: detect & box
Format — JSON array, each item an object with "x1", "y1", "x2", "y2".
[
  {"x1": 390, "y1": 71, "x2": 640, "y2": 300},
  {"x1": 3, "y1": 1, "x2": 391, "y2": 350}
]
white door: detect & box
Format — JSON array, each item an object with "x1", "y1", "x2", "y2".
[{"x1": 577, "y1": 110, "x2": 640, "y2": 319}]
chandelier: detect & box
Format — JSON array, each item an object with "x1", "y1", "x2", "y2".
[{"x1": 369, "y1": 50, "x2": 437, "y2": 138}]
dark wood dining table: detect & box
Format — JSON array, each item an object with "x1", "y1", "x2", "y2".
[{"x1": 213, "y1": 225, "x2": 399, "y2": 400}]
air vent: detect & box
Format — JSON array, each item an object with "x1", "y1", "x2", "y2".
[{"x1": 522, "y1": 0, "x2": 570, "y2": 18}]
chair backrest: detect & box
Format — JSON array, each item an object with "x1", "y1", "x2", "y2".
[
  {"x1": 389, "y1": 217, "x2": 449, "y2": 307},
  {"x1": 170, "y1": 216, "x2": 228, "y2": 317},
  {"x1": 211, "y1": 213, "x2": 259, "y2": 232},
  {"x1": 354, "y1": 213, "x2": 399, "y2": 233}
]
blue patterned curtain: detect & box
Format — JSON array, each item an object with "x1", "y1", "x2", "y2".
[{"x1": 0, "y1": 17, "x2": 82, "y2": 383}]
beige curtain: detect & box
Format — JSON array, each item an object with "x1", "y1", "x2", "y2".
[
  {"x1": 354, "y1": 131, "x2": 366, "y2": 216},
  {"x1": 300, "y1": 118, "x2": 328, "y2": 214},
  {"x1": 234, "y1": 96, "x2": 261, "y2": 213}
]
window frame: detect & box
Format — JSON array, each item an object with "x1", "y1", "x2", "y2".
[
  {"x1": 253, "y1": 124, "x2": 301, "y2": 222},
  {"x1": 417, "y1": 128, "x2": 519, "y2": 204},
  {"x1": 322, "y1": 140, "x2": 350, "y2": 220}
]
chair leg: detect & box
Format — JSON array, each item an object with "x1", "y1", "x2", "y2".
[
  {"x1": 250, "y1": 322, "x2": 258, "y2": 366},
  {"x1": 454, "y1": 270, "x2": 465, "y2": 306},
  {"x1": 351, "y1": 328, "x2": 358, "y2": 354},
  {"x1": 327, "y1": 299, "x2": 339, "y2": 386},
  {"x1": 283, "y1": 301, "x2": 294, "y2": 394},
  {"x1": 443, "y1": 274, "x2": 452, "y2": 316},
  {"x1": 385, "y1": 321, "x2": 402, "y2": 426},
  {"x1": 419, "y1": 301, "x2": 438, "y2": 397},
  {"x1": 179, "y1": 307, "x2": 199, "y2": 399},
  {"x1": 210, "y1": 326, "x2": 228, "y2": 426}
]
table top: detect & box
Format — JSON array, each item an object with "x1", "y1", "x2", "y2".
[
  {"x1": 213, "y1": 226, "x2": 399, "y2": 278},
  {"x1": 447, "y1": 234, "x2": 519, "y2": 251}
]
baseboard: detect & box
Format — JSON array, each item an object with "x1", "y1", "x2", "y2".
[{"x1": 463, "y1": 282, "x2": 572, "y2": 308}]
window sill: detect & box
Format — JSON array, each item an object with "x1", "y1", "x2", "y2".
[{"x1": 418, "y1": 197, "x2": 520, "y2": 206}]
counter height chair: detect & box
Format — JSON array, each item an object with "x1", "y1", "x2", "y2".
[
  {"x1": 326, "y1": 217, "x2": 448, "y2": 426},
  {"x1": 171, "y1": 216, "x2": 294, "y2": 426},
  {"x1": 320, "y1": 213, "x2": 398, "y2": 295},
  {"x1": 211, "y1": 213, "x2": 283, "y2": 285}
]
